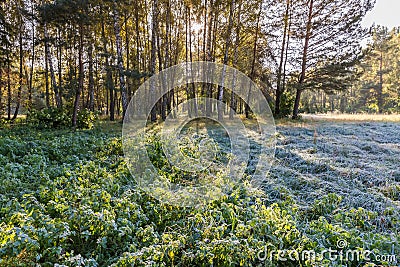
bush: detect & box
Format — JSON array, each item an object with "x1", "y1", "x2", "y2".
[
  {"x1": 27, "y1": 107, "x2": 70, "y2": 128},
  {"x1": 27, "y1": 107, "x2": 97, "y2": 129},
  {"x1": 77, "y1": 108, "x2": 97, "y2": 129},
  {"x1": 278, "y1": 90, "x2": 295, "y2": 118}
]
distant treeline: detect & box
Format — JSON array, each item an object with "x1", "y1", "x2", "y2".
[{"x1": 302, "y1": 26, "x2": 400, "y2": 115}]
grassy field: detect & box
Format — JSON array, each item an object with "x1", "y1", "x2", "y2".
[
  {"x1": 0, "y1": 118, "x2": 399, "y2": 266},
  {"x1": 302, "y1": 113, "x2": 400, "y2": 123}
]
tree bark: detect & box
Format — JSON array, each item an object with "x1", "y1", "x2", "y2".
[
  {"x1": 44, "y1": 22, "x2": 61, "y2": 108},
  {"x1": 205, "y1": 0, "x2": 214, "y2": 116},
  {"x1": 245, "y1": 2, "x2": 262, "y2": 119},
  {"x1": 44, "y1": 27, "x2": 50, "y2": 108},
  {"x1": 275, "y1": 0, "x2": 290, "y2": 117},
  {"x1": 292, "y1": 0, "x2": 313, "y2": 119},
  {"x1": 201, "y1": 0, "x2": 208, "y2": 106},
  {"x1": 124, "y1": 11, "x2": 132, "y2": 104},
  {"x1": 113, "y1": 0, "x2": 128, "y2": 118},
  {"x1": 12, "y1": 27, "x2": 23, "y2": 121},
  {"x1": 72, "y1": 24, "x2": 84, "y2": 127},
  {"x1": 377, "y1": 50, "x2": 383, "y2": 113},
  {"x1": 57, "y1": 29, "x2": 63, "y2": 107},
  {"x1": 188, "y1": 7, "x2": 198, "y2": 116},
  {"x1": 230, "y1": 0, "x2": 242, "y2": 120},
  {"x1": 44, "y1": 23, "x2": 61, "y2": 108},
  {"x1": 88, "y1": 43, "x2": 95, "y2": 111},
  {"x1": 217, "y1": 0, "x2": 235, "y2": 120},
  {"x1": 28, "y1": 2, "x2": 35, "y2": 111},
  {"x1": 6, "y1": 42, "x2": 11, "y2": 120},
  {"x1": 149, "y1": 0, "x2": 158, "y2": 122},
  {"x1": 101, "y1": 12, "x2": 115, "y2": 120}
]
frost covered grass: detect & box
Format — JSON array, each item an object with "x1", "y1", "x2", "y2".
[
  {"x1": 270, "y1": 121, "x2": 400, "y2": 216},
  {"x1": 302, "y1": 113, "x2": 400, "y2": 122},
  {"x1": 0, "y1": 120, "x2": 399, "y2": 266}
]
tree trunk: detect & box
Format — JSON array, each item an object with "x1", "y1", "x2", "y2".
[
  {"x1": 124, "y1": 11, "x2": 132, "y2": 104},
  {"x1": 205, "y1": 0, "x2": 214, "y2": 116},
  {"x1": 185, "y1": 7, "x2": 192, "y2": 118},
  {"x1": 113, "y1": 0, "x2": 128, "y2": 118},
  {"x1": 377, "y1": 51, "x2": 383, "y2": 113},
  {"x1": 156, "y1": 9, "x2": 167, "y2": 120},
  {"x1": 282, "y1": 2, "x2": 292, "y2": 94},
  {"x1": 88, "y1": 43, "x2": 95, "y2": 111},
  {"x1": 201, "y1": 0, "x2": 208, "y2": 107},
  {"x1": 149, "y1": 0, "x2": 158, "y2": 122},
  {"x1": 6, "y1": 42, "x2": 11, "y2": 120},
  {"x1": 44, "y1": 22, "x2": 61, "y2": 108},
  {"x1": 72, "y1": 24, "x2": 84, "y2": 128},
  {"x1": 57, "y1": 29, "x2": 63, "y2": 107},
  {"x1": 164, "y1": 0, "x2": 171, "y2": 116},
  {"x1": 292, "y1": 0, "x2": 313, "y2": 119},
  {"x1": 28, "y1": 5, "x2": 35, "y2": 111},
  {"x1": 188, "y1": 8, "x2": 198, "y2": 116},
  {"x1": 217, "y1": 0, "x2": 235, "y2": 120},
  {"x1": 101, "y1": 12, "x2": 115, "y2": 120},
  {"x1": 12, "y1": 28, "x2": 23, "y2": 121},
  {"x1": 275, "y1": 0, "x2": 290, "y2": 117},
  {"x1": 245, "y1": 2, "x2": 262, "y2": 119},
  {"x1": 44, "y1": 29, "x2": 50, "y2": 108},
  {"x1": 230, "y1": 0, "x2": 242, "y2": 120}
]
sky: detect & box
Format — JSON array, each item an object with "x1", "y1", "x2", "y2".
[{"x1": 362, "y1": 0, "x2": 400, "y2": 29}]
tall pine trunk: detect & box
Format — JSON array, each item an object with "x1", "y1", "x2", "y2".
[
  {"x1": 12, "y1": 27, "x2": 23, "y2": 121},
  {"x1": 28, "y1": 3, "x2": 35, "y2": 111},
  {"x1": 245, "y1": 2, "x2": 262, "y2": 119},
  {"x1": 149, "y1": 0, "x2": 158, "y2": 122},
  {"x1": 6, "y1": 42, "x2": 11, "y2": 120},
  {"x1": 57, "y1": 29, "x2": 63, "y2": 107},
  {"x1": 275, "y1": 0, "x2": 291, "y2": 117},
  {"x1": 230, "y1": 0, "x2": 242, "y2": 120},
  {"x1": 377, "y1": 51, "x2": 383, "y2": 113},
  {"x1": 205, "y1": 0, "x2": 214, "y2": 116},
  {"x1": 88, "y1": 43, "x2": 95, "y2": 111},
  {"x1": 217, "y1": 0, "x2": 235, "y2": 120},
  {"x1": 292, "y1": 0, "x2": 313, "y2": 119},
  {"x1": 44, "y1": 22, "x2": 61, "y2": 108},
  {"x1": 113, "y1": 0, "x2": 128, "y2": 118},
  {"x1": 101, "y1": 13, "x2": 115, "y2": 120},
  {"x1": 72, "y1": 24, "x2": 84, "y2": 127}
]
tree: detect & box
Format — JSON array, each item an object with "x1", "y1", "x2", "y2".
[
  {"x1": 112, "y1": 0, "x2": 128, "y2": 118},
  {"x1": 290, "y1": 0, "x2": 374, "y2": 119},
  {"x1": 217, "y1": 0, "x2": 235, "y2": 120},
  {"x1": 355, "y1": 26, "x2": 400, "y2": 113}
]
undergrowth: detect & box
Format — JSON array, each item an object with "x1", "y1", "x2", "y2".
[{"x1": 0, "y1": 122, "x2": 398, "y2": 266}]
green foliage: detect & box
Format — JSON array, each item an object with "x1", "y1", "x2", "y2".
[
  {"x1": 27, "y1": 107, "x2": 97, "y2": 129},
  {"x1": 27, "y1": 107, "x2": 70, "y2": 129},
  {"x1": 77, "y1": 109, "x2": 97, "y2": 129},
  {"x1": 279, "y1": 90, "x2": 295, "y2": 118},
  {"x1": 0, "y1": 124, "x2": 398, "y2": 266}
]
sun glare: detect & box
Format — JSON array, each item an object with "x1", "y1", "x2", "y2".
[{"x1": 191, "y1": 21, "x2": 203, "y2": 34}]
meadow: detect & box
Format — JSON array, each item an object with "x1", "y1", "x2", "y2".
[{"x1": 0, "y1": 118, "x2": 399, "y2": 266}]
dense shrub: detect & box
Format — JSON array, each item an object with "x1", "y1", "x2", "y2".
[
  {"x1": 77, "y1": 108, "x2": 97, "y2": 129},
  {"x1": 278, "y1": 90, "x2": 295, "y2": 118},
  {"x1": 27, "y1": 107, "x2": 97, "y2": 129}
]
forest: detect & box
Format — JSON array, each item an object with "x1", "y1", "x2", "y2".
[
  {"x1": 0, "y1": 0, "x2": 398, "y2": 124},
  {"x1": 0, "y1": 0, "x2": 400, "y2": 266}
]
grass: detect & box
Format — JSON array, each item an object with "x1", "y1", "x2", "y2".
[
  {"x1": 0, "y1": 118, "x2": 399, "y2": 266},
  {"x1": 302, "y1": 113, "x2": 400, "y2": 122}
]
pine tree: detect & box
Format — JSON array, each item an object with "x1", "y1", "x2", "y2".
[{"x1": 290, "y1": 0, "x2": 374, "y2": 119}]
